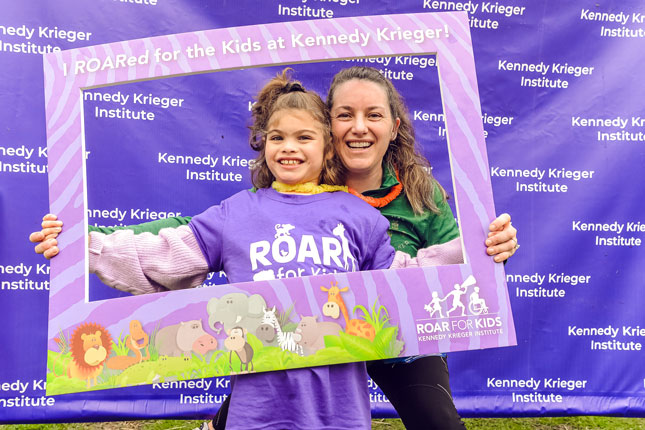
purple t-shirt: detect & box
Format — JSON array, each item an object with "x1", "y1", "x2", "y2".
[
  {"x1": 189, "y1": 188, "x2": 394, "y2": 430},
  {"x1": 190, "y1": 188, "x2": 394, "y2": 282}
]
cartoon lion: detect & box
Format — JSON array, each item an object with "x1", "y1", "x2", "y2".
[{"x1": 68, "y1": 322, "x2": 113, "y2": 388}]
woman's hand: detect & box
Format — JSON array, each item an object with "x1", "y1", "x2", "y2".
[
  {"x1": 485, "y1": 213, "x2": 518, "y2": 263},
  {"x1": 28, "y1": 214, "x2": 62, "y2": 259}
]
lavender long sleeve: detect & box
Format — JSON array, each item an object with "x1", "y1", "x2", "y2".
[
  {"x1": 89, "y1": 226, "x2": 461, "y2": 296},
  {"x1": 390, "y1": 237, "x2": 464, "y2": 269},
  {"x1": 88, "y1": 225, "x2": 210, "y2": 295}
]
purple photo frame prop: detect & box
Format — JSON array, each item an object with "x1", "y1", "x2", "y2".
[{"x1": 44, "y1": 12, "x2": 516, "y2": 395}]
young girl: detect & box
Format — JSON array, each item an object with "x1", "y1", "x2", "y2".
[{"x1": 86, "y1": 70, "x2": 395, "y2": 430}]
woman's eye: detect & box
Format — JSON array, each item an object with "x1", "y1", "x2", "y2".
[
  {"x1": 368, "y1": 112, "x2": 384, "y2": 120},
  {"x1": 335, "y1": 112, "x2": 351, "y2": 120}
]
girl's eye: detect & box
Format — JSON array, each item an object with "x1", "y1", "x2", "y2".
[
  {"x1": 299, "y1": 135, "x2": 313, "y2": 141},
  {"x1": 268, "y1": 135, "x2": 283, "y2": 141}
]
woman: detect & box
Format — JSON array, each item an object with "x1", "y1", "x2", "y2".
[
  {"x1": 326, "y1": 66, "x2": 519, "y2": 430},
  {"x1": 31, "y1": 67, "x2": 518, "y2": 429}
]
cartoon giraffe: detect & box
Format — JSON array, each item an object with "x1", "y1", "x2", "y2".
[
  {"x1": 321, "y1": 281, "x2": 375, "y2": 341},
  {"x1": 332, "y1": 223, "x2": 357, "y2": 272}
]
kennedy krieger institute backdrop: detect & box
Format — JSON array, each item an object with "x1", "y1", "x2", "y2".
[{"x1": 1, "y1": 0, "x2": 644, "y2": 422}]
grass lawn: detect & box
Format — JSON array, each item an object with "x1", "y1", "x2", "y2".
[{"x1": 1, "y1": 417, "x2": 645, "y2": 429}]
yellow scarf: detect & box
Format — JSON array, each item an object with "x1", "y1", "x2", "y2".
[{"x1": 271, "y1": 181, "x2": 348, "y2": 194}]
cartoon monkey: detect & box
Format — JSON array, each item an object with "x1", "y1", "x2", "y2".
[{"x1": 224, "y1": 326, "x2": 254, "y2": 374}]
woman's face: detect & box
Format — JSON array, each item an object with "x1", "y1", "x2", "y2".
[{"x1": 330, "y1": 79, "x2": 400, "y2": 181}]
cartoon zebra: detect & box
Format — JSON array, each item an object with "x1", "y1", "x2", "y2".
[{"x1": 261, "y1": 306, "x2": 303, "y2": 356}]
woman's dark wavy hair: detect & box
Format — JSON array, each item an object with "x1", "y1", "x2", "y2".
[
  {"x1": 249, "y1": 69, "x2": 345, "y2": 188},
  {"x1": 326, "y1": 66, "x2": 446, "y2": 215}
]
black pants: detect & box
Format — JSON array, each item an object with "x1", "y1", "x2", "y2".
[
  {"x1": 213, "y1": 356, "x2": 465, "y2": 430},
  {"x1": 212, "y1": 394, "x2": 230, "y2": 430},
  {"x1": 367, "y1": 356, "x2": 467, "y2": 430}
]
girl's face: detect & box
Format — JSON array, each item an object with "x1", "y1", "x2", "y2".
[
  {"x1": 330, "y1": 79, "x2": 400, "y2": 180},
  {"x1": 265, "y1": 109, "x2": 327, "y2": 186}
]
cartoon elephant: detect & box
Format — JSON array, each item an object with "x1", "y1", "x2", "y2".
[{"x1": 207, "y1": 293, "x2": 267, "y2": 336}]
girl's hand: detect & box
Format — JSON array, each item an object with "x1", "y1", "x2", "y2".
[
  {"x1": 28, "y1": 214, "x2": 62, "y2": 259},
  {"x1": 485, "y1": 213, "x2": 518, "y2": 263}
]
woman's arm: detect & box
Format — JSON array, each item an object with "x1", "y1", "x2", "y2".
[
  {"x1": 363, "y1": 211, "x2": 397, "y2": 271},
  {"x1": 29, "y1": 214, "x2": 62, "y2": 259},
  {"x1": 89, "y1": 216, "x2": 191, "y2": 234},
  {"x1": 389, "y1": 218, "x2": 518, "y2": 268},
  {"x1": 486, "y1": 213, "x2": 519, "y2": 263},
  {"x1": 421, "y1": 187, "x2": 518, "y2": 264}
]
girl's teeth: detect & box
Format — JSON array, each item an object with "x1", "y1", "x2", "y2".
[{"x1": 280, "y1": 160, "x2": 301, "y2": 165}]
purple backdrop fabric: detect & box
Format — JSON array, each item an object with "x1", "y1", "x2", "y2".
[{"x1": 1, "y1": 0, "x2": 644, "y2": 422}]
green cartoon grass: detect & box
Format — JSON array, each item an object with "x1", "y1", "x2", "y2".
[{"x1": 45, "y1": 302, "x2": 403, "y2": 395}]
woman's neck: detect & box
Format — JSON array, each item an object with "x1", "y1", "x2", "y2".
[{"x1": 344, "y1": 169, "x2": 383, "y2": 194}]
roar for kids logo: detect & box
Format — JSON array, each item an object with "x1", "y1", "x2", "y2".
[
  {"x1": 416, "y1": 275, "x2": 503, "y2": 342},
  {"x1": 250, "y1": 223, "x2": 357, "y2": 281}
]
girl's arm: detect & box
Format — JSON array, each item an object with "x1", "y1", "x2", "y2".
[
  {"x1": 390, "y1": 237, "x2": 463, "y2": 269},
  {"x1": 89, "y1": 225, "x2": 210, "y2": 295},
  {"x1": 29, "y1": 214, "x2": 192, "y2": 260}
]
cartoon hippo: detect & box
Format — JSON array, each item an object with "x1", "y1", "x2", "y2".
[
  {"x1": 154, "y1": 319, "x2": 217, "y2": 357},
  {"x1": 292, "y1": 316, "x2": 342, "y2": 356}
]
